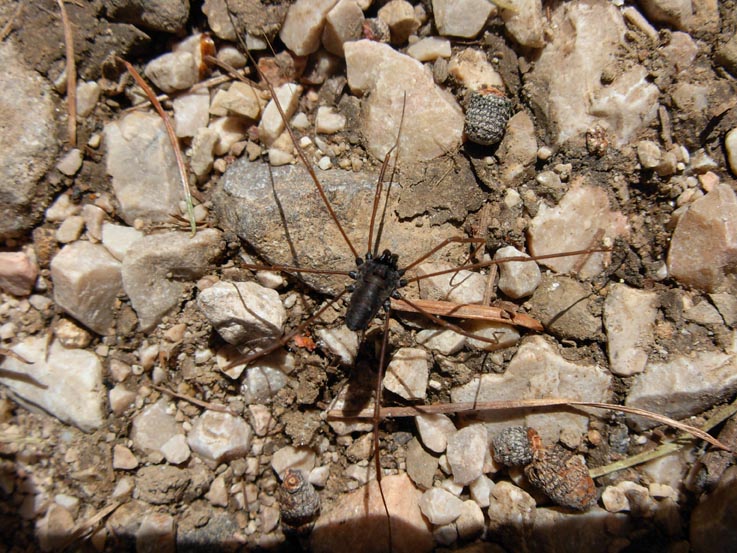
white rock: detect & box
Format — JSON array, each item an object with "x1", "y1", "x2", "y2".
[
  {"x1": 494, "y1": 246, "x2": 541, "y2": 299},
  {"x1": 419, "y1": 487, "x2": 464, "y2": 525},
  {"x1": 109, "y1": 384, "x2": 136, "y2": 416},
  {"x1": 456, "y1": 499, "x2": 484, "y2": 540},
  {"x1": 191, "y1": 127, "x2": 218, "y2": 179},
  {"x1": 451, "y1": 336, "x2": 612, "y2": 443},
  {"x1": 726, "y1": 128, "x2": 737, "y2": 174},
  {"x1": 416, "y1": 328, "x2": 466, "y2": 355},
  {"x1": 639, "y1": 0, "x2": 693, "y2": 29},
  {"x1": 315, "y1": 106, "x2": 346, "y2": 134},
  {"x1": 345, "y1": 40, "x2": 464, "y2": 162},
  {"x1": 487, "y1": 481, "x2": 536, "y2": 532},
  {"x1": 76, "y1": 80, "x2": 100, "y2": 117},
  {"x1": 637, "y1": 140, "x2": 662, "y2": 168},
  {"x1": 101, "y1": 223, "x2": 144, "y2": 261},
  {"x1": 209, "y1": 82, "x2": 261, "y2": 120},
  {"x1": 323, "y1": 0, "x2": 365, "y2": 57},
  {"x1": 241, "y1": 363, "x2": 289, "y2": 404},
  {"x1": 198, "y1": 280, "x2": 285, "y2": 346},
  {"x1": 104, "y1": 112, "x2": 181, "y2": 225},
  {"x1": 248, "y1": 404, "x2": 275, "y2": 437},
  {"x1": 56, "y1": 149, "x2": 83, "y2": 176},
  {"x1": 173, "y1": 89, "x2": 210, "y2": 138},
  {"x1": 0, "y1": 337, "x2": 104, "y2": 432},
  {"x1": 601, "y1": 481, "x2": 650, "y2": 513},
  {"x1": 625, "y1": 341, "x2": 737, "y2": 431},
  {"x1": 112, "y1": 477, "x2": 134, "y2": 499},
  {"x1": 280, "y1": 0, "x2": 338, "y2": 56},
  {"x1": 188, "y1": 410, "x2": 252, "y2": 463},
  {"x1": 604, "y1": 284, "x2": 658, "y2": 376},
  {"x1": 50, "y1": 241, "x2": 122, "y2": 334},
  {"x1": 131, "y1": 400, "x2": 181, "y2": 454},
  {"x1": 377, "y1": 0, "x2": 420, "y2": 44},
  {"x1": 202, "y1": 0, "x2": 236, "y2": 40},
  {"x1": 82, "y1": 205, "x2": 105, "y2": 242},
  {"x1": 206, "y1": 475, "x2": 229, "y2": 507},
  {"x1": 112, "y1": 444, "x2": 138, "y2": 470},
  {"x1": 209, "y1": 116, "x2": 249, "y2": 156},
  {"x1": 271, "y1": 446, "x2": 317, "y2": 479},
  {"x1": 446, "y1": 424, "x2": 487, "y2": 485},
  {"x1": 528, "y1": 179, "x2": 630, "y2": 279},
  {"x1": 469, "y1": 474, "x2": 494, "y2": 508},
  {"x1": 45, "y1": 193, "x2": 79, "y2": 222},
  {"x1": 500, "y1": 0, "x2": 545, "y2": 47},
  {"x1": 144, "y1": 51, "x2": 198, "y2": 93},
  {"x1": 309, "y1": 465, "x2": 331, "y2": 488},
  {"x1": 415, "y1": 413, "x2": 457, "y2": 453},
  {"x1": 432, "y1": 0, "x2": 494, "y2": 38},
  {"x1": 448, "y1": 48, "x2": 504, "y2": 91},
  {"x1": 407, "y1": 37, "x2": 452, "y2": 62},
  {"x1": 316, "y1": 325, "x2": 359, "y2": 365},
  {"x1": 55, "y1": 216, "x2": 84, "y2": 243},
  {"x1": 161, "y1": 434, "x2": 191, "y2": 465},
  {"x1": 415, "y1": 261, "x2": 486, "y2": 304},
  {"x1": 258, "y1": 83, "x2": 302, "y2": 146},
  {"x1": 122, "y1": 229, "x2": 223, "y2": 331},
  {"x1": 384, "y1": 347, "x2": 429, "y2": 400}
]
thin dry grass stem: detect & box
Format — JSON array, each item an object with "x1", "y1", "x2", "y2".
[
  {"x1": 0, "y1": 1, "x2": 22, "y2": 41},
  {"x1": 153, "y1": 384, "x2": 238, "y2": 416},
  {"x1": 56, "y1": 0, "x2": 76, "y2": 147},
  {"x1": 65, "y1": 501, "x2": 122, "y2": 550},
  {"x1": 118, "y1": 58, "x2": 197, "y2": 236},
  {"x1": 330, "y1": 398, "x2": 728, "y2": 451},
  {"x1": 589, "y1": 397, "x2": 737, "y2": 478},
  {"x1": 390, "y1": 297, "x2": 544, "y2": 331}
]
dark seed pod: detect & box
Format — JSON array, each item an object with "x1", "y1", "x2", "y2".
[
  {"x1": 524, "y1": 444, "x2": 597, "y2": 511},
  {"x1": 464, "y1": 86, "x2": 513, "y2": 146},
  {"x1": 277, "y1": 469, "x2": 321, "y2": 529},
  {"x1": 491, "y1": 426, "x2": 536, "y2": 467}
]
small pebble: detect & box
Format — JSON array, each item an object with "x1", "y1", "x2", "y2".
[
  {"x1": 56, "y1": 149, "x2": 83, "y2": 176},
  {"x1": 419, "y1": 487, "x2": 464, "y2": 525}
]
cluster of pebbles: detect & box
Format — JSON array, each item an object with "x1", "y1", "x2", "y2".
[{"x1": 1, "y1": 0, "x2": 737, "y2": 551}]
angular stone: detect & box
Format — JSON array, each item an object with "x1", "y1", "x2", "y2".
[
  {"x1": 419, "y1": 487, "x2": 464, "y2": 525},
  {"x1": 258, "y1": 83, "x2": 302, "y2": 146},
  {"x1": 271, "y1": 446, "x2": 317, "y2": 479},
  {"x1": 528, "y1": 179, "x2": 629, "y2": 279},
  {"x1": 500, "y1": 0, "x2": 545, "y2": 47},
  {"x1": 122, "y1": 229, "x2": 223, "y2": 330},
  {"x1": 112, "y1": 444, "x2": 138, "y2": 470},
  {"x1": 323, "y1": 0, "x2": 365, "y2": 57},
  {"x1": 451, "y1": 336, "x2": 612, "y2": 443},
  {"x1": 384, "y1": 347, "x2": 429, "y2": 400},
  {"x1": 625, "y1": 341, "x2": 737, "y2": 431},
  {"x1": 136, "y1": 512, "x2": 176, "y2": 553},
  {"x1": 377, "y1": 0, "x2": 420, "y2": 44},
  {"x1": 136, "y1": 466, "x2": 191, "y2": 505},
  {"x1": 446, "y1": 424, "x2": 487, "y2": 485},
  {"x1": 448, "y1": 48, "x2": 504, "y2": 91},
  {"x1": 406, "y1": 37, "x2": 452, "y2": 62},
  {"x1": 494, "y1": 246, "x2": 541, "y2": 299},
  {"x1": 131, "y1": 400, "x2": 181, "y2": 455},
  {"x1": 667, "y1": 183, "x2": 737, "y2": 292},
  {"x1": 311, "y1": 473, "x2": 433, "y2": 553},
  {"x1": 316, "y1": 325, "x2": 359, "y2": 366},
  {"x1": 416, "y1": 328, "x2": 466, "y2": 356},
  {"x1": 497, "y1": 111, "x2": 538, "y2": 185},
  {"x1": 37, "y1": 504, "x2": 75, "y2": 552},
  {"x1": 639, "y1": 0, "x2": 692, "y2": 29},
  {"x1": 315, "y1": 106, "x2": 346, "y2": 134},
  {"x1": 187, "y1": 410, "x2": 252, "y2": 463},
  {"x1": 173, "y1": 90, "x2": 211, "y2": 138},
  {"x1": 415, "y1": 413, "x2": 457, "y2": 453},
  {"x1": 0, "y1": 251, "x2": 38, "y2": 296},
  {"x1": 345, "y1": 40, "x2": 464, "y2": 162},
  {"x1": 456, "y1": 499, "x2": 484, "y2": 540},
  {"x1": 101, "y1": 223, "x2": 144, "y2": 261},
  {"x1": 432, "y1": 0, "x2": 493, "y2": 38},
  {"x1": 0, "y1": 338, "x2": 103, "y2": 432},
  {"x1": 406, "y1": 438, "x2": 438, "y2": 489},
  {"x1": 198, "y1": 281, "x2": 285, "y2": 345},
  {"x1": 51, "y1": 242, "x2": 123, "y2": 335},
  {"x1": 241, "y1": 363, "x2": 289, "y2": 404},
  {"x1": 209, "y1": 82, "x2": 261, "y2": 120},
  {"x1": 469, "y1": 474, "x2": 493, "y2": 508},
  {"x1": 604, "y1": 284, "x2": 658, "y2": 376},
  {"x1": 161, "y1": 434, "x2": 191, "y2": 465},
  {"x1": 55, "y1": 216, "x2": 85, "y2": 244},
  {"x1": 144, "y1": 51, "x2": 198, "y2": 93},
  {"x1": 415, "y1": 262, "x2": 486, "y2": 304},
  {"x1": 104, "y1": 112, "x2": 182, "y2": 225},
  {"x1": 280, "y1": 0, "x2": 338, "y2": 56},
  {"x1": 528, "y1": 275, "x2": 602, "y2": 341},
  {"x1": 487, "y1": 481, "x2": 536, "y2": 535}
]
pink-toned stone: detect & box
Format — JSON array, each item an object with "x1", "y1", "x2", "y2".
[
  {"x1": 0, "y1": 251, "x2": 37, "y2": 296},
  {"x1": 311, "y1": 473, "x2": 433, "y2": 553},
  {"x1": 667, "y1": 183, "x2": 737, "y2": 292},
  {"x1": 279, "y1": 0, "x2": 338, "y2": 56},
  {"x1": 528, "y1": 179, "x2": 629, "y2": 279}
]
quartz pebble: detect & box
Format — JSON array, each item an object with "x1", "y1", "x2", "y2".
[
  {"x1": 76, "y1": 80, "x2": 100, "y2": 117},
  {"x1": 187, "y1": 411, "x2": 252, "y2": 464},
  {"x1": 51, "y1": 242, "x2": 123, "y2": 334},
  {"x1": 456, "y1": 499, "x2": 484, "y2": 540},
  {"x1": 161, "y1": 434, "x2": 191, "y2": 465},
  {"x1": 280, "y1": 0, "x2": 337, "y2": 56},
  {"x1": 406, "y1": 437, "x2": 438, "y2": 489},
  {"x1": 101, "y1": 223, "x2": 144, "y2": 261},
  {"x1": 406, "y1": 37, "x2": 451, "y2": 62},
  {"x1": 415, "y1": 261, "x2": 485, "y2": 303},
  {"x1": 258, "y1": 83, "x2": 302, "y2": 146},
  {"x1": 315, "y1": 106, "x2": 346, "y2": 134},
  {"x1": 173, "y1": 90, "x2": 210, "y2": 137},
  {"x1": 271, "y1": 446, "x2": 317, "y2": 479},
  {"x1": 56, "y1": 148, "x2": 83, "y2": 176},
  {"x1": 37, "y1": 504, "x2": 75, "y2": 552},
  {"x1": 416, "y1": 328, "x2": 466, "y2": 355},
  {"x1": 384, "y1": 347, "x2": 429, "y2": 400},
  {"x1": 323, "y1": 0, "x2": 365, "y2": 57},
  {"x1": 0, "y1": 337, "x2": 104, "y2": 432},
  {"x1": 377, "y1": 0, "x2": 420, "y2": 44},
  {"x1": 135, "y1": 512, "x2": 176, "y2": 553},
  {"x1": 209, "y1": 82, "x2": 261, "y2": 120},
  {"x1": 241, "y1": 363, "x2": 289, "y2": 403},
  {"x1": 144, "y1": 51, "x2": 198, "y2": 93},
  {"x1": 198, "y1": 281, "x2": 286, "y2": 345},
  {"x1": 419, "y1": 487, "x2": 464, "y2": 525},
  {"x1": 55, "y1": 216, "x2": 85, "y2": 243},
  {"x1": 604, "y1": 284, "x2": 658, "y2": 376},
  {"x1": 469, "y1": 474, "x2": 494, "y2": 508},
  {"x1": 131, "y1": 400, "x2": 181, "y2": 454},
  {"x1": 113, "y1": 444, "x2": 138, "y2": 470},
  {"x1": 315, "y1": 325, "x2": 359, "y2": 366},
  {"x1": 494, "y1": 246, "x2": 541, "y2": 299},
  {"x1": 205, "y1": 475, "x2": 229, "y2": 507},
  {"x1": 415, "y1": 413, "x2": 457, "y2": 453},
  {"x1": 500, "y1": 0, "x2": 544, "y2": 47},
  {"x1": 433, "y1": 0, "x2": 494, "y2": 38},
  {"x1": 448, "y1": 48, "x2": 504, "y2": 91},
  {"x1": 446, "y1": 424, "x2": 488, "y2": 485},
  {"x1": 109, "y1": 384, "x2": 136, "y2": 416}
]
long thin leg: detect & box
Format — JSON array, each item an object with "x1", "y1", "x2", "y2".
[
  {"x1": 400, "y1": 237, "x2": 487, "y2": 273},
  {"x1": 240, "y1": 262, "x2": 352, "y2": 277},
  {"x1": 373, "y1": 313, "x2": 393, "y2": 552}
]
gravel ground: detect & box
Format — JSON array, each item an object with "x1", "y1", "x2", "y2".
[{"x1": 1, "y1": 1, "x2": 737, "y2": 552}]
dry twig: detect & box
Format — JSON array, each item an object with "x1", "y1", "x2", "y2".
[{"x1": 56, "y1": 0, "x2": 76, "y2": 147}]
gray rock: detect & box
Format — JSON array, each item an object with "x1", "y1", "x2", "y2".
[
  {"x1": 495, "y1": 246, "x2": 541, "y2": 299},
  {"x1": 604, "y1": 284, "x2": 658, "y2": 376},
  {"x1": 667, "y1": 183, "x2": 737, "y2": 292},
  {"x1": 197, "y1": 281, "x2": 286, "y2": 345},
  {"x1": 241, "y1": 364, "x2": 289, "y2": 403},
  {"x1": 528, "y1": 275, "x2": 602, "y2": 341},
  {"x1": 446, "y1": 424, "x2": 487, "y2": 486},
  {"x1": 104, "y1": 0, "x2": 189, "y2": 33},
  {"x1": 213, "y1": 158, "x2": 463, "y2": 295},
  {"x1": 451, "y1": 336, "x2": 612, "y2": 443},
  {"x1": 406, "y1": 437, "x2": 438, "y2": 489},
  {"x1": 187, "y1": 410, "x2": 252, "y2": 463},
  {"x1": 0, "y1": 338, "x2": 104, "y2": 432},
  {"x1": 345, "y1": 40, "x2": 464, "y2": 162},
  {"x1": 384, "y1": 347, "x2": 429, "y2": 400},
  {"x1": 0, "y1": 42, "x2": 59, "y2": 238},
  {"x1": 323, "y1": 0, "x2": 365, "y2": 57},
  {"x1": 104, "y1": 112, "x2": 182, "y2": 225},
  {"x1": 122, "y1": 229, "x2": 223, "y2": 330},
  {"x1": 497, "y1": 111, "x2": 538, "y2": 185},
  {"x1": 625, "y1": 343, "x2": 737, "y2": 431},
  {"x1": 51, "y1": 242, "x2": 123, "y2": 335}
]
